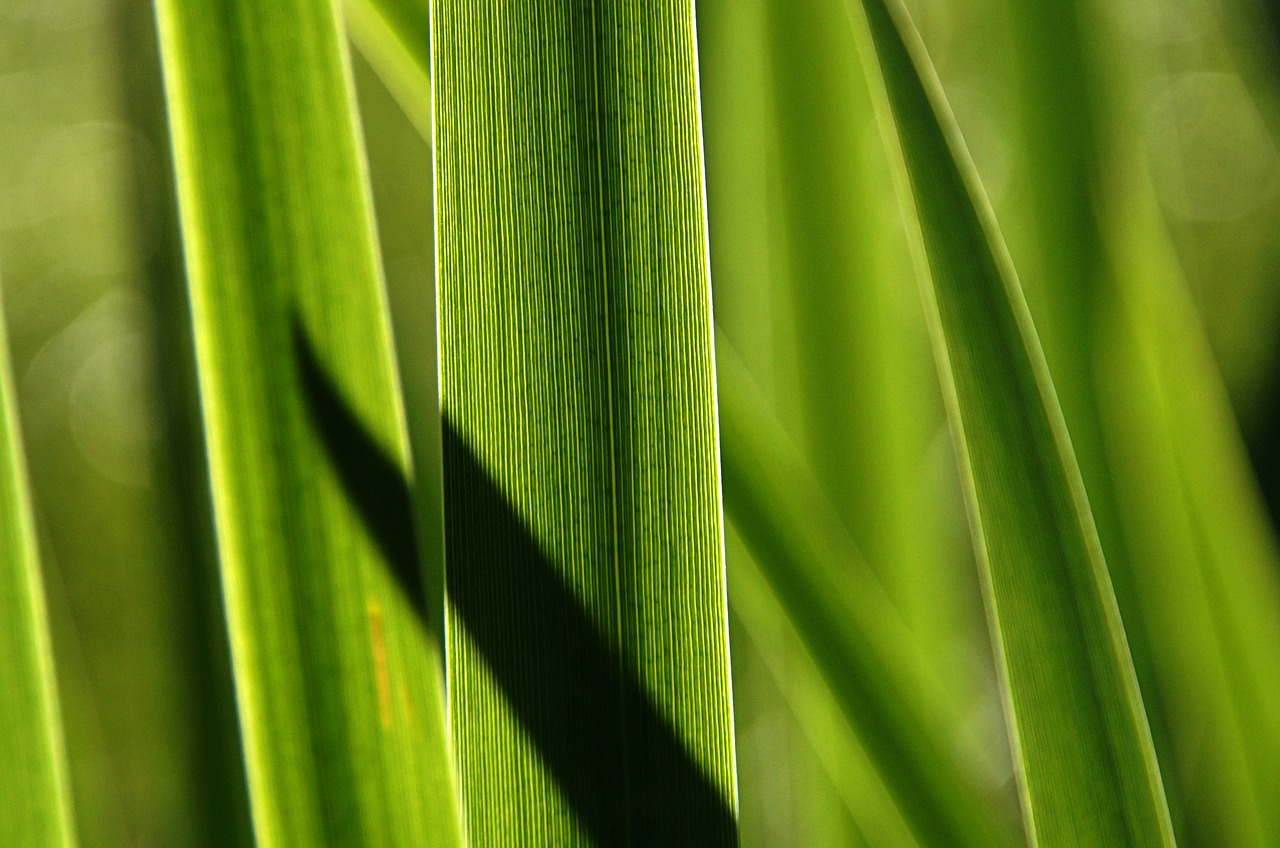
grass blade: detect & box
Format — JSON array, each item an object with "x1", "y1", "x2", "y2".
[
  {"x1": 996, "y1": 0, "x2": 1280, "y2": 841},
  {"x1": 356, "y1": 4, "x2": 1001, "y2": 842},
  {"x1": 119, "y1": 4, "x2": 253, "y2": 843},
  {"x1": 726, "y1": 525, "x2": 919, "y2": 848},
  {"x1": 153, "y1": 1, "x2": 462, "y2": 844},
  {"x1": 430, "y1": 1, "x2": 738, "y2": 842},
  {"x1": 717, "y1": 340, "x2": 1017, "y2": 848},
  {"x1": 843, "y1": 0, "x2": 1176, "y2": 843},
  {"x1": 0, "y1": 287, "x2": 76, "y2": 846},
  {"x1": 345, "y1": 0, "x2": 431, "y2": 138}
]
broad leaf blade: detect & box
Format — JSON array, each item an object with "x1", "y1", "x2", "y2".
[
  {"x1": 430, "y1": 1, "x2": 738, "y2": 843},
  {"x1": 843, "y1": 0, "x2": 1176, "y2": 843},
  {"x1": 0, "y1": 289, "x2": 76, "y2": 847},
  {"x1": 153, "y1": 1, "x2": 462, "y2": 845},
  {"x1": 358, "y1": 4, "x2": 1008, "y2": 843}
]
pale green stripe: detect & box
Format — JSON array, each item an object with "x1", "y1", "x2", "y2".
[{"x1": 0, "y1": 284, "x2": 76, "y2": 847}]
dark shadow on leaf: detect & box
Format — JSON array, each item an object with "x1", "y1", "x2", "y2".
[
  {"x1": 442, "y1": 421, "x2": 737, "y2": 846},
  {"x1": 294, "y1": 318, "x2": 426, "y2": 622},
  {"x1": 294, "y1": 319, "x2": 736, "y2": 845}
]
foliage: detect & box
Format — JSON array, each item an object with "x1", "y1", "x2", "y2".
[{"x1": 2, "y1": 0, "x2": 1280, "y2": 845}]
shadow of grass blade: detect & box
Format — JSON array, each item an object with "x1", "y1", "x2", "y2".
[
  {"x1": 430, "y1": 1, "x2": 738, "y2": 843},
  {"x1": 0, "y1": 287, "x2": 76, "y2": 847},
  {"x1": 152, "y1": 1, "x2": 462, "y2": 845},
  {"x1": 717, "y1": 340, "x2": 1018, "y2": 848},
  {"x1": 841, "y1": 0, "x2": 1176, "y2": 844}
]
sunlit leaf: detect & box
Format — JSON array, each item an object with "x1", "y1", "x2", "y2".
[
  {"x1": 153, "y1": 0, "x2": 462, "y2": 844},
  {"x1": 0, "y1": 286, "x2": 76, "y2": 847},
  {"x1": 429, "y1": 1, "x2": 738, "y2": 844}
]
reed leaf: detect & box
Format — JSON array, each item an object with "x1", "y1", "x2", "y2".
[
  {"x1": 717, "y1": 340, "x2": 1017, "y2": 848},
  {"x1": 0, "y1": 286, "x2": 76, "y2": 847},
  {"x1": 358, "y1": 5, "x2": 1004, "y2": 844},
  {"x1": 843, "y1": 0, "x2": 1176, "y2": 842},
  {"x1": 153, "y1": 0, "x2": 462, "y2": 844},
  {"x1": 429, "y1": 1, "x2": 738, "y2": 844}
]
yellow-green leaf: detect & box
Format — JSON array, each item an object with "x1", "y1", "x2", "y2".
[
  {"x1": 153, "y1": 0, "x2": 462, "y2": 844},
  {"x1": 843, "y1": 0, "x2": 1176, "y2": 843},
  {"x1": 0, "y1": 286, "x2": 76, "y2": 847}
]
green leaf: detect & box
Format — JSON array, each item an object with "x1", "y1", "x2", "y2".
[
  {"x1": 726, "y1": 525, "x2": 918, "y2": 848},
  {"x1": 759, "y1": 0, "x2": 955, "y2": 640},
  {"x1": 430, "y1": 1, "x2": 738, "y2": 843},
  {"x1": 749, "y1": 0, "x2": 990, "y2": 737},
  {"x1": 842, "y1": 0, "x2": 1176, "y2": 844},
  {"x1": 152, "y1": 1, "x2": 462, "y2": 845},
  {"x1": 119, "y1": 5, "x2": 254, "y2": 843},
  {"x1": 0, "y1": 287, "x2": 76, "y2": 846},
  {"x1": 345, "y1": 0, "x2": 431, "y2": 138},
  {"x1": 996, "y1": 0, "x2": 1280, "y2": 842},
  {"x1": 1098, "y1": 172, "x2": 1280, "y2": 848},
  {"x1": 359, "y1": 3, "x2": 999, "y2": 843},
  {"x1": 716, "y1": 340, "x2": 1017, "y2": 848}
]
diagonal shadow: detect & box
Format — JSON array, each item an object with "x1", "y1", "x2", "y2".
[
  {"x1": 441, "y1": 421, "x2": 738, "y2": 846},
  {"x1": 293, "y1": 322, "x2": 737, "y2": 846},
  {"x1": 294, "y1": 319, "x2": 427, "y2": 623}
]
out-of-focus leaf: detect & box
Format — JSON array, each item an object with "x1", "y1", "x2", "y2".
[
  {"x1": 1097, "y1": 161, "x2": 1280, "y2": 847},
  {"x1": 0, "y1": 285, "x2": 76, "y2": 847},
  {"x1": 717, "y1": 340, "x2": 1018, "y2": 848},
  {"x1": 725, "y1": 525, "x2": 918, "y2": 848},
  {"x1": 998, "y1": 0, "x2": 1280, "y2": 840},
  {"x1": 0, "y1": 286, "x2": 76, "y2": 848},
  {"x1": 843, "y1": 0, "x2": 1175, "y2": 843},
  {"x1": 762, "y1": 0, "x2": 957, "y2": 649},
  {"x1": 345, "y1": 0, "x2": 430, "y2": 138}
]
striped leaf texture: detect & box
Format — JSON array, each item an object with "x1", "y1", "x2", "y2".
[{"x1": 430, "y1": 1, "x2": 739, "y2": 844}]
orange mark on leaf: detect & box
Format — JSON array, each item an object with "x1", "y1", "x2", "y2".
[{"x1": 369, "y1": 601, "x2": 392, "y2": 728}]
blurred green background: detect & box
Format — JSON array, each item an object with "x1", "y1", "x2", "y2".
[{"x1": 6, "y1": 0, "x2": 1280, "y2": 845}]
